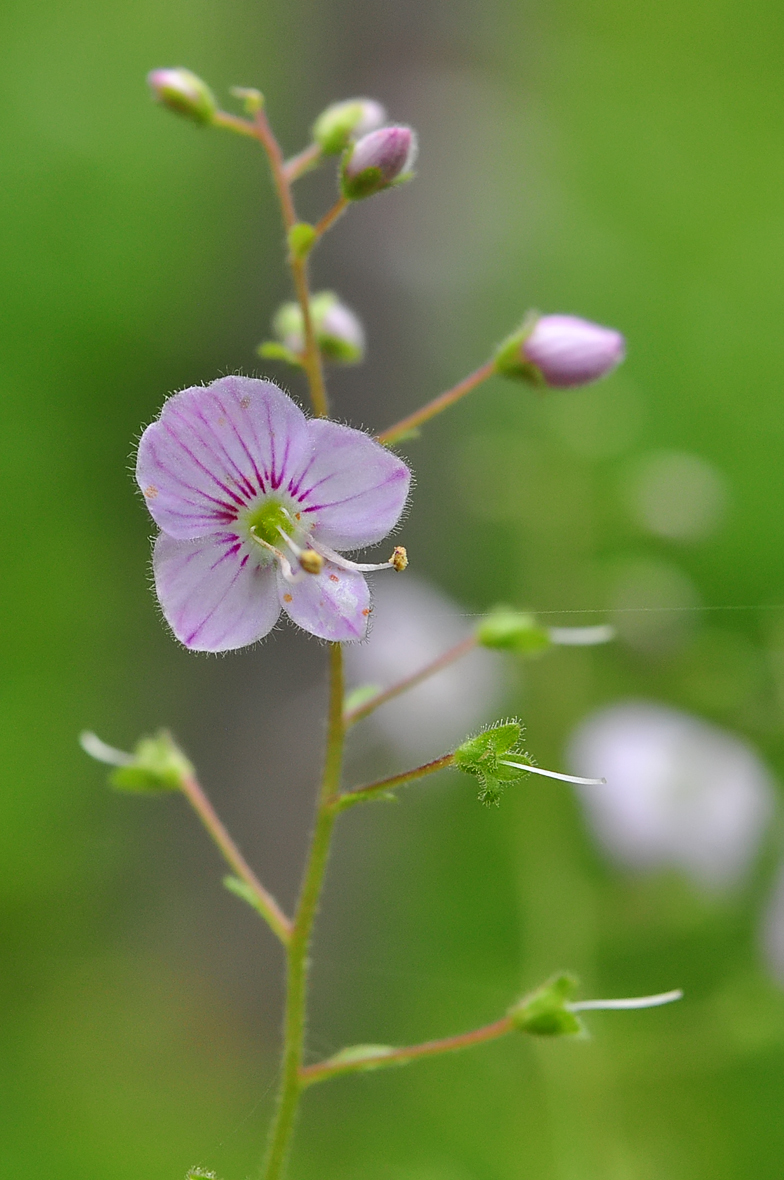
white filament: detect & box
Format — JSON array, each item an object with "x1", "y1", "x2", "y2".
[
  {"x1": 570, "y1": 989, "x2": 683, "y2": 1012},
  {"x1": 79, "y1": 731, "x2": 133, "y2": 766},
  {"x1": 500, "y1": 759, "x2": 606, "y2": 786},
  {"x1": 549, "y1": 624, "x2": 616, "y2": 646},
  {"x1": 310, "y1": 537, "x2": 395, "y2": 573}
]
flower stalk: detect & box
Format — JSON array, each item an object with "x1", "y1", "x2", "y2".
[
  {"x1": 261, "y1": 644, "x2": 345, "y2": 1180},
  {"x1": 377, "y1": 359, "x2": 497, "y2": 445},
  {"x1": 344, "y1": 634, "x2": 478, "y2": 726}
]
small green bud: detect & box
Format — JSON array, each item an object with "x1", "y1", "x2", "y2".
[
  {"x1": 269, "y1": 292, "x2": 365, "y2": 364},
  {"x1": 288, "y1": 222, "x2": 317, "y2": 260},
  {"x1": 477, "y1": 607, "x2": 552, "y2": 655},
  {"x1": 230, "y1": 86, "x2": 264, "y2": 114},
  {"x1": 147, "y1": 69, "x2": 216, "y2": 125},
  {"x1": 312, "y1": 98, "x2": 386, "y2": 155},
  {"x1": 509, "y1": 974, "x2": 583, "y2": 1037},
  {"x1": 454, "y1": 720, "x2": 530, "y2": 806}
]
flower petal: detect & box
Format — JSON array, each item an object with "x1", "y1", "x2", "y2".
[
  {"x1": 293, "y1": 419, "x2": 410, "y2": 550},
  {"x1": 137, "y1": 377, "x2": 312, "y2": 539},
  {"x1": 278, "y1": 563, "x2": 371, "y2": 642},
  {"x1": 154, "y1": 532, "x2": 281, "y2": 651}
]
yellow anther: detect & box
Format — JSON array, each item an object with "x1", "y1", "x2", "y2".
[
  {"x1": 299, "y1": 549, "x2": 324, "y2": 575},
  {"x1": 390, "y1": 545, "x2": 408, "y2": 572}
]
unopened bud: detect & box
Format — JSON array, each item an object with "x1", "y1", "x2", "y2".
[
  {"x1": 477, "y1": 607, "x2": 551, "y2": 655},
  {"x1": 313, "y1": 97, "x2": 387, "y2": 155},
  {"x1": 271, "y1": 292, "x2": 365, "y2": 364},
  {"x1": 496, "y1": 313, "x2": 625, "y2": 388},
  {"x1": 341, "y1": 126, "x2": 417, "y2": 200},
  {"x1": 147, "y1": 68, "x2": 216, "y2": 125}
]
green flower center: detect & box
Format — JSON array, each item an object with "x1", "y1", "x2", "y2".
[{"x1": 245, "y1": 499, "x2": 292, "y2": 547}]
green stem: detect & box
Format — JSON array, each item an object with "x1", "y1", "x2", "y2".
[
  {"x1": 179, "y1": 772, "x2": 292, "y2": 945},
  {"x1": 300, "y1": 1014, "x2": 515, "y2": 1087},
  {"x1": 261, "y1": 644, "x2": 345, "y2": 1180},
  {"x1": 252, "y1": 107, "x2": 330, "y2": 418},
  {"x1": 343, "y1": 635, "x2": 478, "y2": 728},
  {"x1": 377, "y1": 359, "x2": 497, "y2": 445},
  {"x1": 333, "y1": 753, "x2": 455, "y2": 812}
]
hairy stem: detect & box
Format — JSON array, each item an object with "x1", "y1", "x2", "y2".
[
  {"x1": 300, "y1": 1014, "x2": 516, "y2": 1087},
  {"x1": 377, "y1": 359, "x2": 497, "y2": 445},
  {"x1": 312, "y1": 196, "x2": 349, "y2": 241},
  {"x1": 333, "y1": 753, "x2": 455, "y2": 811},
  {"x1": 261, "y1": 645, "x2": 345, "y2": 1180},
  {"x1": 179, "y1": 773, "x2": 292, "y2": 944},
  {"x1": 344, "y1": 634, "x2": 477, "y2": 727},
  {"x1": 283, "y1": 142, "x2": 323, "y2": 182},
  {"x1": 252, "y1": 107, "x2": 330, "y2": 418}
]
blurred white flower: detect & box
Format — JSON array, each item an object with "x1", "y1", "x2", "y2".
[
  {"x1": 761, "y1": 866, "x2": 784, "y2": 985},
  {"x1": 346, "y1": 575, "x2": 504, "y2": 761},
  {"x1": 568, "y1": 702, "x2": 775, "y2": 889}
]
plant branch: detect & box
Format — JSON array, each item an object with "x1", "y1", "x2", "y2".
[
  {"x1": 312, "y1": 196, "x2": 349, "y2": 241},
  {"x1": 211, "y1": 109, "x2": 259, "y2": 138},
  {"x1": 179, "y1": 773, "x2": 292, "y2": 946},
  {"x1": 283, "y1": 142, "x2": 323, "y2": 182},
  {"x1": 333, "y1": 753, "x2": 455, "y2": 812},
  {"x1": 252, "y1": 107, "x2": 330, "y2": 418},
  {"x1": 300, "y1": 1014, "x2": 516, "y2": 1087},
  {"x1": 377, "y1": 359, "x2": 497, "y2": 445},
  {"x1": 344, "y1": 634, "x2": 477, "y2": 727},
  {"x1": 261, "y1": 645, "x2": 345, "y2": 1180}
]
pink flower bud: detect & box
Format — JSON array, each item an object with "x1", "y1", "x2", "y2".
[
  {"x1": 147, "y1": 68, "x2": 216, "y2": 125},
  {"x1": 522, "y1": 315, "x2": 625, "y2": 388},
  {"x1": 341, "y1": 126, "x2": 417, "y2": 200}
]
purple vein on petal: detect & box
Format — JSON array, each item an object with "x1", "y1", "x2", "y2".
[
  {"x1": 301, "y1": 469, "x2": 406, "y2": 514},
  {"x1": 212, "y1": 392, "x2": 269, "y2": 496},
  {"x1": 147, "y1": 437, "x2": 240, "y2": 517},
  {"x1": 160, "y1": 420, "x2": 247, "y2": 509},
  {"x1": 191, "y1": 402, "x2": 260, "y2": 501}
]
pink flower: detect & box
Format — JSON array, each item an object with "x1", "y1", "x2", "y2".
[
  {"x1": 523, "y1": 315, "x2": 625, "y2": 387},
  {"x1": 136, "y1": 377, "x2": 411, "y2": 651}
]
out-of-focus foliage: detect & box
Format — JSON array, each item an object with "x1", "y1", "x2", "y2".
[{"x1": 4, "y1": 0, "x2": 784, "y2": 1176}]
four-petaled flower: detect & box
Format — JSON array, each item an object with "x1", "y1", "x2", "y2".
[{"x1": 136, "y1": 376, "x2": 411, "y2": 651}]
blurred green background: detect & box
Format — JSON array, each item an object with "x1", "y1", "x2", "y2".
[{"x1": 4, "y1": 0, "x2": 784, "y2": 1176}]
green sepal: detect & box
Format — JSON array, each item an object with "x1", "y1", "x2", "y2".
[
  {"x1": 341, "y1": 162, "x2": 415, "y2": 202},
  {"x1": 476, "y1": 607, "x2": 552, "y2": 655},
  {"x1": 453, "y1": 720, "x2": 531, "y2": 806},
  {"x1": 230, "y1": 86, "x2": 264, "y2": 114},
  {"x1": 312, "y1": 100, "x2": 369, "y2": 155},
  {"x1": 257, "y1": 341, "x2": 303, "y2": 367},
  {"x1": 109, "y1": 730, "x2": 192, "y2": 793},
  {"x1": 494, "y1": 311, "x2": 542, "y2": 382},
  {"x1": 343, "y1": 683, "x2": 381, "y2": 714},
  {"x1": 509, "y1": 973, "x2": 583, "y2": 1037},
  {"x1": 222, "y1": 875, "x2": 266, "y2": 917},
  {"x1": 288, "y1": 222, "x2": 317, "y2": 260},
  {"x1": 328, "y1": 1044, "x2": 399, "y2": 1070},
  {"x1": 381, "y1": 426, "x2": 421, "y2": 445}
]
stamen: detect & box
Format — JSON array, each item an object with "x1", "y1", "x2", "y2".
[
  {"x1": 500, "y1": 759, "x2": 606, "y2": 786},
  {"x1": 549, "y1": 624, "x2": 616, "y2": 646},
  {"x1": 569, "y1": 989, "x2": 683, "y2": 1012},
  {"x1": 276, "y1": 526, "x2": 324, "y2": 575},
  {"x1": 249, "y1": 528, "x2": 309, "y2": 584},
  {"x1": 310, "y1": 538, "x2": 407, "y2": 574}
]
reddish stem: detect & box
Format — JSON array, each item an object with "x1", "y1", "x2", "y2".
[{"x1": 377, "y1": 359, "x2": 497, "y2": 445}]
